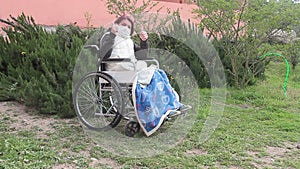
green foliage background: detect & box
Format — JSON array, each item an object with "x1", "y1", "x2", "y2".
[
  {"x1": 0, "y1": 10, "x2": 299, "y2": 117},
  {"x1": 0, "y1": 14, "x2": 86, "y2": 117}
]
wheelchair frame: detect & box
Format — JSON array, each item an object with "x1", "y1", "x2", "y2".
[{"x1": 73, "y1": 44, "x2": 160, "y2": 136}]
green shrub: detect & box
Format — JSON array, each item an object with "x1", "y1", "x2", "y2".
[
  {"x1": 1, "y1": 14, "x2": 270, "y2": 118},
  {"x1": 0, "y1": 13, "x2": 85, "y2": 117},
  {"x1": 146, "y1": 18, "x2": 220, "y2": 88},
  {"x1": 289, "y1": 40, "x2": 300, "y2": 70},
  {"x1": 212, "y1": 37, "x2": 269, "y2": 87}
]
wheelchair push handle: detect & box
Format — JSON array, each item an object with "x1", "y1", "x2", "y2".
[{"x1": 84, "y1": 45, "x2": 99, "y2": 51}]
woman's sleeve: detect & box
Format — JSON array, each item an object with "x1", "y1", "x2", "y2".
[
  {"x1": 134, "y1": 40, "x2": 149, "y2": 59},
  {"x1": 99, "y1": 32, "x2": 116, "y2": 60},
  {"x1": 134, "y1": 40, "x2": 149, "y2": 51}
]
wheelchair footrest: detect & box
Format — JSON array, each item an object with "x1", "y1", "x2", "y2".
[
  {"x1": 167, "y1": 105, "x2": 192, "y2": 118},
  {"x1": 178, "y1": 104, "x2": 192, "y2": 112}
]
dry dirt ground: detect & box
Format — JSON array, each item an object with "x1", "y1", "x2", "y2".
[
  {"x1": 0, "y1": 101, "x2": 123, "y2": 169},
  {"x1": 1, "y1": 101, "x2": 299, "y2": 169}
]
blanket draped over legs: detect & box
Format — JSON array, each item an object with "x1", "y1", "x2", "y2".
[{"x1": 132, "y1": 68, "x2": 182, "y2": 136}]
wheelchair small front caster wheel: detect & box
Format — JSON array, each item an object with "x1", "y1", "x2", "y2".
[{"x1": 125, "y1": 121, "x2": 140, "y2": 137}]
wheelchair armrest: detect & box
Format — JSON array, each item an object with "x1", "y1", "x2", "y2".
[
  {"x1": 84, "y1": 45, "x2": 99, "y2": 51},
  {"x1": 137, "y1": 57, "x2": 155, "y2": 61},
  {"x1": 138, "y1": 58, "x2": 160, "y2": 68},
  {"x1": 101, "y1": 58, "x2": 160, "y2": 70},
  {"x1": 102, "y1": 58, "x2": 132, "y2": 62}
]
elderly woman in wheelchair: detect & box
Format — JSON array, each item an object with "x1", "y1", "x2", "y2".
[{"x1": 73, "y1": 15, "x2": 191, "y2": 137}]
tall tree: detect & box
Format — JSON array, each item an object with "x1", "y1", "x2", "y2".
[{"x1": 194, "y1": 0, "x2": 300, "y2": 87}]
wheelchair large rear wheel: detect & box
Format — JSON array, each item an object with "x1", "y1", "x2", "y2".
[{"x1": 73, "y1": 72, "x2": 124, "y2": 130}]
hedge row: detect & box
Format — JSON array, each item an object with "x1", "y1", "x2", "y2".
[
  {"x1": 0, "y1": 14, "x2": 86, "y2": 117},
  {"x1": 0, "y1": 14, "x2": 266, "y2": 117}
]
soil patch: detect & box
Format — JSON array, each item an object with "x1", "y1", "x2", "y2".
[{"x1": 0, "y1": 101, "x2": 122, "y2": 169}]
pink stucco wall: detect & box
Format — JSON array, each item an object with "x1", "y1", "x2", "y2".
[
  {"x1": 0, "y1": 0, "x2": 198, "y2": 28},
  {"x1": 0, "y1": 0, "x2": 116, "y2": 28}
]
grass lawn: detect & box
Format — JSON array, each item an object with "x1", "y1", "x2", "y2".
[{"x1": 0, "y1": 62, "x2": 299, "y2": 169}]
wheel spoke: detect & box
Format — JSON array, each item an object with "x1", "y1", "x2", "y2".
[{"x1": 74, "y1": 72, "x2": 124, "y2": 130}]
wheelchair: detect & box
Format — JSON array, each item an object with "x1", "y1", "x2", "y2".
[{"x1": 73, "y1": 44, "x2": 190, "y2": 137}]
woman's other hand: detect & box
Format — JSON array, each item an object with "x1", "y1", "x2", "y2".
[{"x1": 111, "y1": 24, "x2": 118, "y2": 34}]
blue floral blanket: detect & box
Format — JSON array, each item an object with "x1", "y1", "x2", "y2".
[{"x1": 132, "y1": 68, "x2": 182, "y2": 136}]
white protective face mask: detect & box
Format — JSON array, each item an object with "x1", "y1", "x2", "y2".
[{"x1": 117, "y1": 25, "x2": 131, "y2": 39}]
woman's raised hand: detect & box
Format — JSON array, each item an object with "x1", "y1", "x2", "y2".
[{"x1": 139, "y1": 31, "x2": 148, "y2": 41}]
